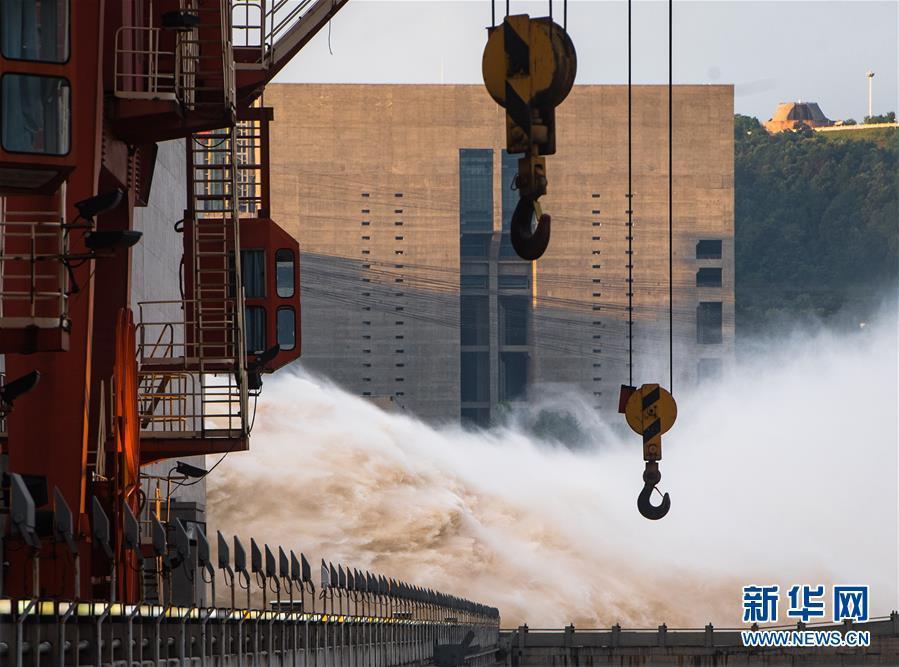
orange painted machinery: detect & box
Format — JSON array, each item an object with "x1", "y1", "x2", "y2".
[{"x1": 0, "y1": 0, "x2": 342, "y2": 602}]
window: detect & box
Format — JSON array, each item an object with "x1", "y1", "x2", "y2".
[
  {"x1": 461, "y1": 351, "x2": 489, "y2": 402},
  {"x1": 461, "y1": 233, "x2": 491, "y2": 258},
  {"x1": 1, "y1": 74, "x2": 70, "y2": 154},
  {"x1": 498, "y1": 274, "x2": 529, "y2": 289},
  {"x1": 461, "y1": 408, "x2": 490, "y2": 427},
  {"x1": 2, "y1": 0, "x2": 69, "y2": 62},
  {"x1": 696, "y1": 239, "x2": 722, "y2": 259},
  {"x1": 275, "y1": 249, "x2": 295, "y2": 298},
  {"x1": 461, "y1": 295, "x2": 489, "y2": 345},
  {"x1": 501, "y1": 352, "x2": 528, "y2": 400},
  {"x1": 698, "y1": 358, "x2": 723, "y2": 381},
  {"x1": 241, "y1": 249, "x2": 265, "y2": 298},
  {"x1": 460, "y1": 274, "x2": 488, "y2": 289},
  {"x1": 499, "y1": 234, "x2": 519, "y2": 258},
  {"x1": 459, "y1": 149, "x2": 493, "y2": 232},
  {"x1": 697, "y1": 302, "x2": 723, "y2": 344},
  {"x1": 696, "y1": 267, "x2": 722, "y2": 288},
  {"x1": 499, "y1": 152, "x2": 527, "y2": 260},
  {"x1": 500, "y1": 150, "x2": 519, "y2": 231},
  {"x1": 276, "y1": 308, "x2": 295, "y2": 351},
  {"x1": 499, "y1": 295, "x2": 529, "y2": 345},
  {"x1": 244, "y1": 307, "x2": 266, "y2": 355}
]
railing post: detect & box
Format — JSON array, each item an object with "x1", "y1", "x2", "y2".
[
  {"x1": 704, "y1": 623, "x2": 714, "y2": 648},
  {"x1": 657, "y1": 623, "x2": 667, "y2": 648}
]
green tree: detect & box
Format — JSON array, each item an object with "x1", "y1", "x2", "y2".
[{"x1": 734, "y1": 115, "x2": 898, "y2": 333}]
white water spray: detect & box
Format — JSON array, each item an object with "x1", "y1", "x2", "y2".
[{"x1": 208, "y1": 310, "x2": 898, "y2": 628}]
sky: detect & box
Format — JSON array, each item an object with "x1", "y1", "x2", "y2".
[{"x1": 272, "y1": 0, "x2": 898, "y2": 121}]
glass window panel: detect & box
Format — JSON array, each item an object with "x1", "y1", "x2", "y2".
[
  {"x1": 696, "y1": 267, "x2": 722, "y2": 287},
  {"x1": 245, "y1": 307, "x2": 266, "y2": 355},
  {"x1": 460, "y1": 351, "x2": 489, "y2": 402},
  {"x1": 501, "y1": 352, "x2": 528, "y2": 400},
  {"x1": 695, "y1": 239, "x2": 722, "y2": 259},
  {"x1": 498, "y1": 274, "x2": 529, "y2": 289},
  {"x1": 499, "y1": 295, "x2": 529, "y2": 345},
  {"x1": 277, "y1": 307, "x2": 296, "y2": 351},
  {"x1": 461, "y1": 408, "x2": 490, "y2": 428},
  {"x1": 461, "y1": 295, "x2": 489, "y2": 345},
  {"x1": 499, "y1": 233, "x2": 520, "y2": 258},
  {"x1": 500, "y1": 150, "x2": 519, "y2": 231},
  {"x1": 1, "y1": 74, "x2": 70, "y2": 155},
  {"x1": 459, "y1": 149, "x2": 493, "y2": 232},
  {"x1": 1, "y1": 0, "x2": 69, "y2": 62},
  {"x1": 461, "y1": 233, "x2": 491, "y2": 258},
  {"x1": 241, "y1": 249, "x2": 265, "y2": 298},
  {"x1": 697, "y1": 301, "x2": 723, "y2": 344},
  {"x1": 460, "y1": 274, "x2": 488, "y2": 289},
  {"x1": 275, "y1": 248, "x2": 295, "y2": 298}
]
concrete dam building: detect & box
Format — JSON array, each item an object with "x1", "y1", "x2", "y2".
[{"x1": 267, "y1": 84, "x2": 734, "y2": 424}]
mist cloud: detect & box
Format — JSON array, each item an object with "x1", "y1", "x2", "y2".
[{"x1": 208, "y1": 304, "x2": 897, "y2": 627}]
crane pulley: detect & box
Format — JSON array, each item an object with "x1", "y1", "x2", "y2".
[
  {"x1": 482, "y1": 13, "x2": 577, "y2": 260},
  {"x1": 620, "y1": 383, "x2": 677, "y2": 520}
]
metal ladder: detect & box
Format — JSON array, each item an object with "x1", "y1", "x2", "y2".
[
  {"x1": 188, "y1": 125, "x2": 248, "y2": 436},
  {"x1": 179, "y1": 0, "x2": 235, "y2": 114}
]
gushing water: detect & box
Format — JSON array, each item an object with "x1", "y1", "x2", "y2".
[{"x1": 208, "y1": 311, "x2": 897, "y2": 628}]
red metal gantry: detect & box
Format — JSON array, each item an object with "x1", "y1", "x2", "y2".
[{"x1": 0, "y1": 0, "x2": 343, "y2": 602}]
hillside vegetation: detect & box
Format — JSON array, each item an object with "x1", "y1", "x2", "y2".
[{"x1": 734, "y1": 115, "x2": 898, "y2": 333}]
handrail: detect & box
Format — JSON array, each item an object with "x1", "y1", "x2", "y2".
[{"x1": 0, "y1": 191, "x2": 68, "y2": 326}]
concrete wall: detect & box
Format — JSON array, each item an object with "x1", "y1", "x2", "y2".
[{"x1": 267, "y1": 84, "x2": 734, "y2": 422}]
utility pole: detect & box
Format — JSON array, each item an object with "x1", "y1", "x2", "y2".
[{"x1": 866, "y1": 71, "x2": 875, "y2": 120}]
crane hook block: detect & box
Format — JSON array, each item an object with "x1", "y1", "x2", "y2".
[
  {"x1": 624, "y1": 383, "x2": 677, "y2": 461},
  {"x1": 482, "y1": 15, "x2": 577, "y2": 155},
  {"x1": 482, "y1": 15, "x2": 577, "y2": 261}
]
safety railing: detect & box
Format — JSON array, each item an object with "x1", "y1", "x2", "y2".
[
  {"x1": 0, "y1": 195, "x2": 68, "y2": 329},
  {"x1": 501, "y1": 617, "x2": 899, "y2": 649},
  {"x1": 114, "y1": 0, "x2": 235, "y2": 113},
  {"x1": 113, "y1": 26, "x2": 182, "y2": 102},
  {"x1": 232, "y1": 0, "x2": 322, "y2": 64},
  {"x1": 136, "y1": 299, "x2": 247, "y2": 439}
]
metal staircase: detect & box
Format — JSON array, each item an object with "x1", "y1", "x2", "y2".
[
  {"x1": 136, "y1": 126, "x2": 248, "y2": 451},
  {"x1": 189, "y1": 125, "x2": 248, "y2": 436}
]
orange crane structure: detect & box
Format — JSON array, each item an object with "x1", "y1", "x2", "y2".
[{"x1": 0, "y1": 0, "x2": 346, "y2": 602}]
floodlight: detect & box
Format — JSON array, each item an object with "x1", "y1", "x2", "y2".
[
  {"x1": 74, "y1": 189, "x2": 124, "y2": 223},
  {"x1": 175, "y1": 460, "x2": 208, "y2": 478},
  {"x1": 84, "y1": 230, "x2": 142, "y2": 251}
]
